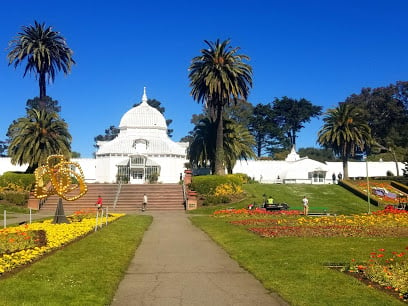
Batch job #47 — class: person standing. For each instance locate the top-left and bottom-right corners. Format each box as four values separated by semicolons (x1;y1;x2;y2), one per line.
142;193;148;212
96;195;103;211
332;173;336;184
302;196;309;216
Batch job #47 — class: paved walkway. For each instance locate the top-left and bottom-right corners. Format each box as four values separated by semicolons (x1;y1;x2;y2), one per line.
111;211;288;306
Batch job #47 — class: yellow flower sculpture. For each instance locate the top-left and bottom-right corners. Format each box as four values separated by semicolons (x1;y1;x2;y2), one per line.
34;155;87;201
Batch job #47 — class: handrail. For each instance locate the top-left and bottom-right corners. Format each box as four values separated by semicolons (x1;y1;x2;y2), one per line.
113;183;122;209
182;182;187;209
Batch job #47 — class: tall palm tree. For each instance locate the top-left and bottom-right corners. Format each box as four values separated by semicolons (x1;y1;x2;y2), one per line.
7;109;72;173
317;103;372;178
189;39;252;175
8;21;75;99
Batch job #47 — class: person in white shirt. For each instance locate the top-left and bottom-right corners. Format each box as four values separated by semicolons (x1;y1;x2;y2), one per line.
302;196;309;216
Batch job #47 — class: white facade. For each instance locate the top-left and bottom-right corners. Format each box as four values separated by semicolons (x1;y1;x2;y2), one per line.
233;158;405;184
94;88;189;184
0;89;405;184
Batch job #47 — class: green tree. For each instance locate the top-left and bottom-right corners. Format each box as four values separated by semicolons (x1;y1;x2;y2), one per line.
223;120;256;174
188;118;216;172
8;21;75;99
344;84;408;151
298;147;337;163
317;103;372;178
249;103;283;157
188;118;255;174
0;140;7;157
7;109;71;173
272;96;322;148
224;99;254;127
94;125;120;149
26;96;61;113
189;39;253;175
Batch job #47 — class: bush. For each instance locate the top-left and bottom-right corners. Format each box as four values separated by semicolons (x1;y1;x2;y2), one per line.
0;172;35;191
0;191;29;206
190;174;245;205
202;195;231;205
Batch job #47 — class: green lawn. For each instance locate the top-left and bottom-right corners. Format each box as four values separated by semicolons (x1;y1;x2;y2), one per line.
0;214;152;306
190;215;406;306
190;183;380;215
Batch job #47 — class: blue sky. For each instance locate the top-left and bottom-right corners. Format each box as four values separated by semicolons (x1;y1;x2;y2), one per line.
0;0;407;158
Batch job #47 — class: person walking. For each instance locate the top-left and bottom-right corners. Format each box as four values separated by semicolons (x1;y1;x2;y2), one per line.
142;193;148;212
302;196;309;216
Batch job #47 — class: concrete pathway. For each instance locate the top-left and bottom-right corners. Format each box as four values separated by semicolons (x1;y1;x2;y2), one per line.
111;211;288;306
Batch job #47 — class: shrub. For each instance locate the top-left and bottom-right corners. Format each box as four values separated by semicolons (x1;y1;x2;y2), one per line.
190;174;245;205
0;191;29;206
0;172;35;191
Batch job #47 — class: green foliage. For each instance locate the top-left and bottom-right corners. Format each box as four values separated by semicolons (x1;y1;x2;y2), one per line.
147;172;159;184
0;172;35;190
345;82;408;149
7;108;72;173
189;39;253;175
191;174;243;195
318;103;372;178
8;21;75;99
0;191;29;206
272;96;323;147
249;103;283;157
298;147;337;162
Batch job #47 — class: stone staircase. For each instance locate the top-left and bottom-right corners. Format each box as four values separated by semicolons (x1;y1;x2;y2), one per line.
38;183;185;213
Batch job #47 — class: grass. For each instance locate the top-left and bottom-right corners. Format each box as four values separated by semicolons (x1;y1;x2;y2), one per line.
190;183;380;215
190;215;407;306
0;214;152;306
0;202;30;214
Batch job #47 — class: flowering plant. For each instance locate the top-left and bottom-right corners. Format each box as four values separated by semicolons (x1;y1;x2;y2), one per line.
346;247;408;301
0;213;124;275
0;227;46;254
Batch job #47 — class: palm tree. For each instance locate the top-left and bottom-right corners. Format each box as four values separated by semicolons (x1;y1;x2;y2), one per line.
7;109;72;173
8;21;75;99
317;103;372;178
188;118;216;172
224;121;256;174
189;39;252;175
188;118;256;174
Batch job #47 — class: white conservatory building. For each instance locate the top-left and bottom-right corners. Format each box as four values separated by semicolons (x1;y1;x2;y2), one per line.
95;88;188;184
0;88;405;184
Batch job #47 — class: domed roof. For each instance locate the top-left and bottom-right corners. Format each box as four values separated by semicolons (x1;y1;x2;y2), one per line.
119;88;167;131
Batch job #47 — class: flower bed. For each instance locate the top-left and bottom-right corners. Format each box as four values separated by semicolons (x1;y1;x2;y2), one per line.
0;212;124;275
344;247;408;301
214;207;408;301
348;180;408;206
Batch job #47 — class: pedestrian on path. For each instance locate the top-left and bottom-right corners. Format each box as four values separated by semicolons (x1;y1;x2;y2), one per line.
142;193;148;211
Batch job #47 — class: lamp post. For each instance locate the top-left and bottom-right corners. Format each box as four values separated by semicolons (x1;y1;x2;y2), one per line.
366;158;371;213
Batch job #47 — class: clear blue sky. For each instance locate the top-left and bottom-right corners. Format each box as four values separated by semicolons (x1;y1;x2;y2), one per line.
0;0;407;157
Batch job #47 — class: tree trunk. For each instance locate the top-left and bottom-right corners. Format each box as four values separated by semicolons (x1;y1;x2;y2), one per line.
391;149;400;176
39;73;46;99
214;104;225;175
342;157;349;179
